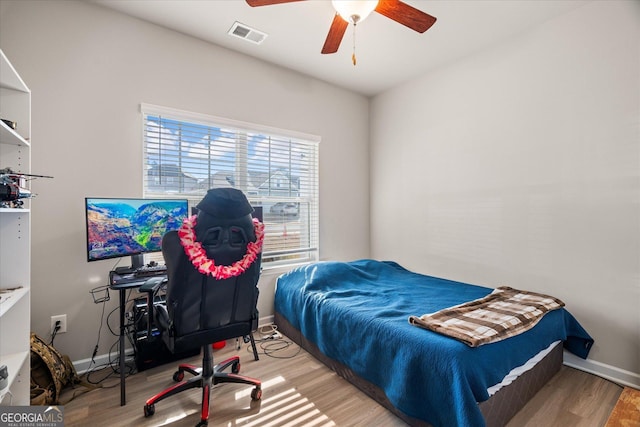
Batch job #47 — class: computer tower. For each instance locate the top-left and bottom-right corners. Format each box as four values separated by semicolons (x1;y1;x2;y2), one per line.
132;296;199;372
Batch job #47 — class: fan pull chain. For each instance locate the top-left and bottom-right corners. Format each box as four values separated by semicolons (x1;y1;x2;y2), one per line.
352;23;357;66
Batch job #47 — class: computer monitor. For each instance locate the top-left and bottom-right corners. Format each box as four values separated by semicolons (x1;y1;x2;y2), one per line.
85;197;189;271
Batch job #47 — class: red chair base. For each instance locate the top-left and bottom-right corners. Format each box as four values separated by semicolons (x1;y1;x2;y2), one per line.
143;345;261;426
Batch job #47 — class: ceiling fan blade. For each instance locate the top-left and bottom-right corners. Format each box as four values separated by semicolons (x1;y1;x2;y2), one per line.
245;0;304;6
375;0;437;33
321;14;348;54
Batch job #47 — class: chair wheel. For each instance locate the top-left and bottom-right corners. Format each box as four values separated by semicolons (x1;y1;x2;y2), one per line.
173;370;184;382
232;361;241;374
251;387;262;401
144;404;155;417
195;420;208;427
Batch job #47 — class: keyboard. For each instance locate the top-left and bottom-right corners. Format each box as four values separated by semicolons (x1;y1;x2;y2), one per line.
134;265;167;277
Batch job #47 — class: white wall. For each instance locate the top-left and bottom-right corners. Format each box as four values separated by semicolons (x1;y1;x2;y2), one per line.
370;1;639;382
0;0;370;362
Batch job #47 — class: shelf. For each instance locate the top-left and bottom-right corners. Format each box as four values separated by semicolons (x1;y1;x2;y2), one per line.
0;351;29;378
0;287;28;317
0;208;30;213
0;50;29;93
0;120;30;147
0;350;29;401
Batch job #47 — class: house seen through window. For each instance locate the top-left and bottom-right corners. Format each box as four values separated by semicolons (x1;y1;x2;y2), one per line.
142;104;319;268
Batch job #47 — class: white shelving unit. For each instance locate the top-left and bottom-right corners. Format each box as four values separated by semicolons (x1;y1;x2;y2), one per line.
0;49;31;406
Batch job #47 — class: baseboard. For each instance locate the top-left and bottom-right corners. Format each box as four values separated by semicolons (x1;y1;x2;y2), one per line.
73;315;276;375
260;314;274;327
564;351;640;389
73;349;134;375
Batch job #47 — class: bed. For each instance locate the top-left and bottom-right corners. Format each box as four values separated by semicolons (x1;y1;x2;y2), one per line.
274;259;593;427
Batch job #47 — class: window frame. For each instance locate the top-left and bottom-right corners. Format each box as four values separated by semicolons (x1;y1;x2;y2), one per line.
141;103;320;270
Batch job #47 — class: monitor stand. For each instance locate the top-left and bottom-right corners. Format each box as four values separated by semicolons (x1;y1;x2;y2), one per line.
130;254;144;270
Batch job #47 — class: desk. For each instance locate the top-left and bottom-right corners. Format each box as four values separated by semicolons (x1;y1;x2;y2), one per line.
109;271;166;406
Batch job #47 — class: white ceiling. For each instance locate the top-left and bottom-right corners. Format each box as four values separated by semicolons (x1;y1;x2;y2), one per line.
89;0;589;97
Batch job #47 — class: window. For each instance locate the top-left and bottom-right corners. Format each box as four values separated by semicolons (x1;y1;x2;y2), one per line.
141;104;319;268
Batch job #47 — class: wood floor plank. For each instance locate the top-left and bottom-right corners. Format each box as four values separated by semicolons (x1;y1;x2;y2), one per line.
505;364;622;427
62;334;623;427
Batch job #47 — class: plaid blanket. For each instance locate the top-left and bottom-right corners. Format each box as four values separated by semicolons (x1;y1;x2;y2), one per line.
408;286;565;347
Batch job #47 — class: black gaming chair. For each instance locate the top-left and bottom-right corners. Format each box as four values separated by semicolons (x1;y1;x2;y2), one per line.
141;188;263;427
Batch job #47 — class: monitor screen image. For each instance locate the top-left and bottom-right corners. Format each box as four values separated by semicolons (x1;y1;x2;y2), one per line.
85;197;189;264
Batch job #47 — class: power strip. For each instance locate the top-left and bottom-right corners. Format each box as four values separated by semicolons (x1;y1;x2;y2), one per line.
266;332;282;340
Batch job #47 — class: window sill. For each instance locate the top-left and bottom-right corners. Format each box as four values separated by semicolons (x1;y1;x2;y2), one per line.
261;261;312;277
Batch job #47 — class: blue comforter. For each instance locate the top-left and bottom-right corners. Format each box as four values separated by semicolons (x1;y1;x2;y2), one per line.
274;259;593;427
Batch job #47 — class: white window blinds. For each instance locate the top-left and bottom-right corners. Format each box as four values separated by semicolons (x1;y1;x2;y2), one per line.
141;104;319;268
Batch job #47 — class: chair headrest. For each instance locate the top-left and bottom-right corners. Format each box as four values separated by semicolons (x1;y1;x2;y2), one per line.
196;188;254;219
194;211;255;243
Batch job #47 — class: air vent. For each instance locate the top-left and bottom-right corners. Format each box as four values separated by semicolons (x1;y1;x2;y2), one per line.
228;22;267;45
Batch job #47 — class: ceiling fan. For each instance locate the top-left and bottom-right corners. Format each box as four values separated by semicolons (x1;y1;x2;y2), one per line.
245;0;437;63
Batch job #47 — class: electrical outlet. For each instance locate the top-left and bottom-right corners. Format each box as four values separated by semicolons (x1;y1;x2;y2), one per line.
51;314;67;334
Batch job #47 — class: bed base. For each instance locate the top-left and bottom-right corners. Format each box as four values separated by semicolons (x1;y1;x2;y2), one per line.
275;311;562;427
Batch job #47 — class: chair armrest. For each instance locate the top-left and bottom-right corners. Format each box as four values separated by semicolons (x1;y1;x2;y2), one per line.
139;276;167;294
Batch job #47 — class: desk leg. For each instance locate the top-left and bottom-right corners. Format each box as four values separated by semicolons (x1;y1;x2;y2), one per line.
119;288;126;406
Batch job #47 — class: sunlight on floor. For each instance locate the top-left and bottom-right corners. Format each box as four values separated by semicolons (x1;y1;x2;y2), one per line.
234;375;286;400
233;376;336;427
156;408;198;426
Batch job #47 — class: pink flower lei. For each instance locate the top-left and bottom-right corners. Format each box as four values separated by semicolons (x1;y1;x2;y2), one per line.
178;215;265;280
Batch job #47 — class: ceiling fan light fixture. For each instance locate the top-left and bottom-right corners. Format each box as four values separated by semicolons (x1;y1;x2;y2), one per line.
331;0;379;25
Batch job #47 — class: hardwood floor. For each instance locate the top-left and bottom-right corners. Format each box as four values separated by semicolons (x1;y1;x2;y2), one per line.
505;363;623;427
62;334;623;427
